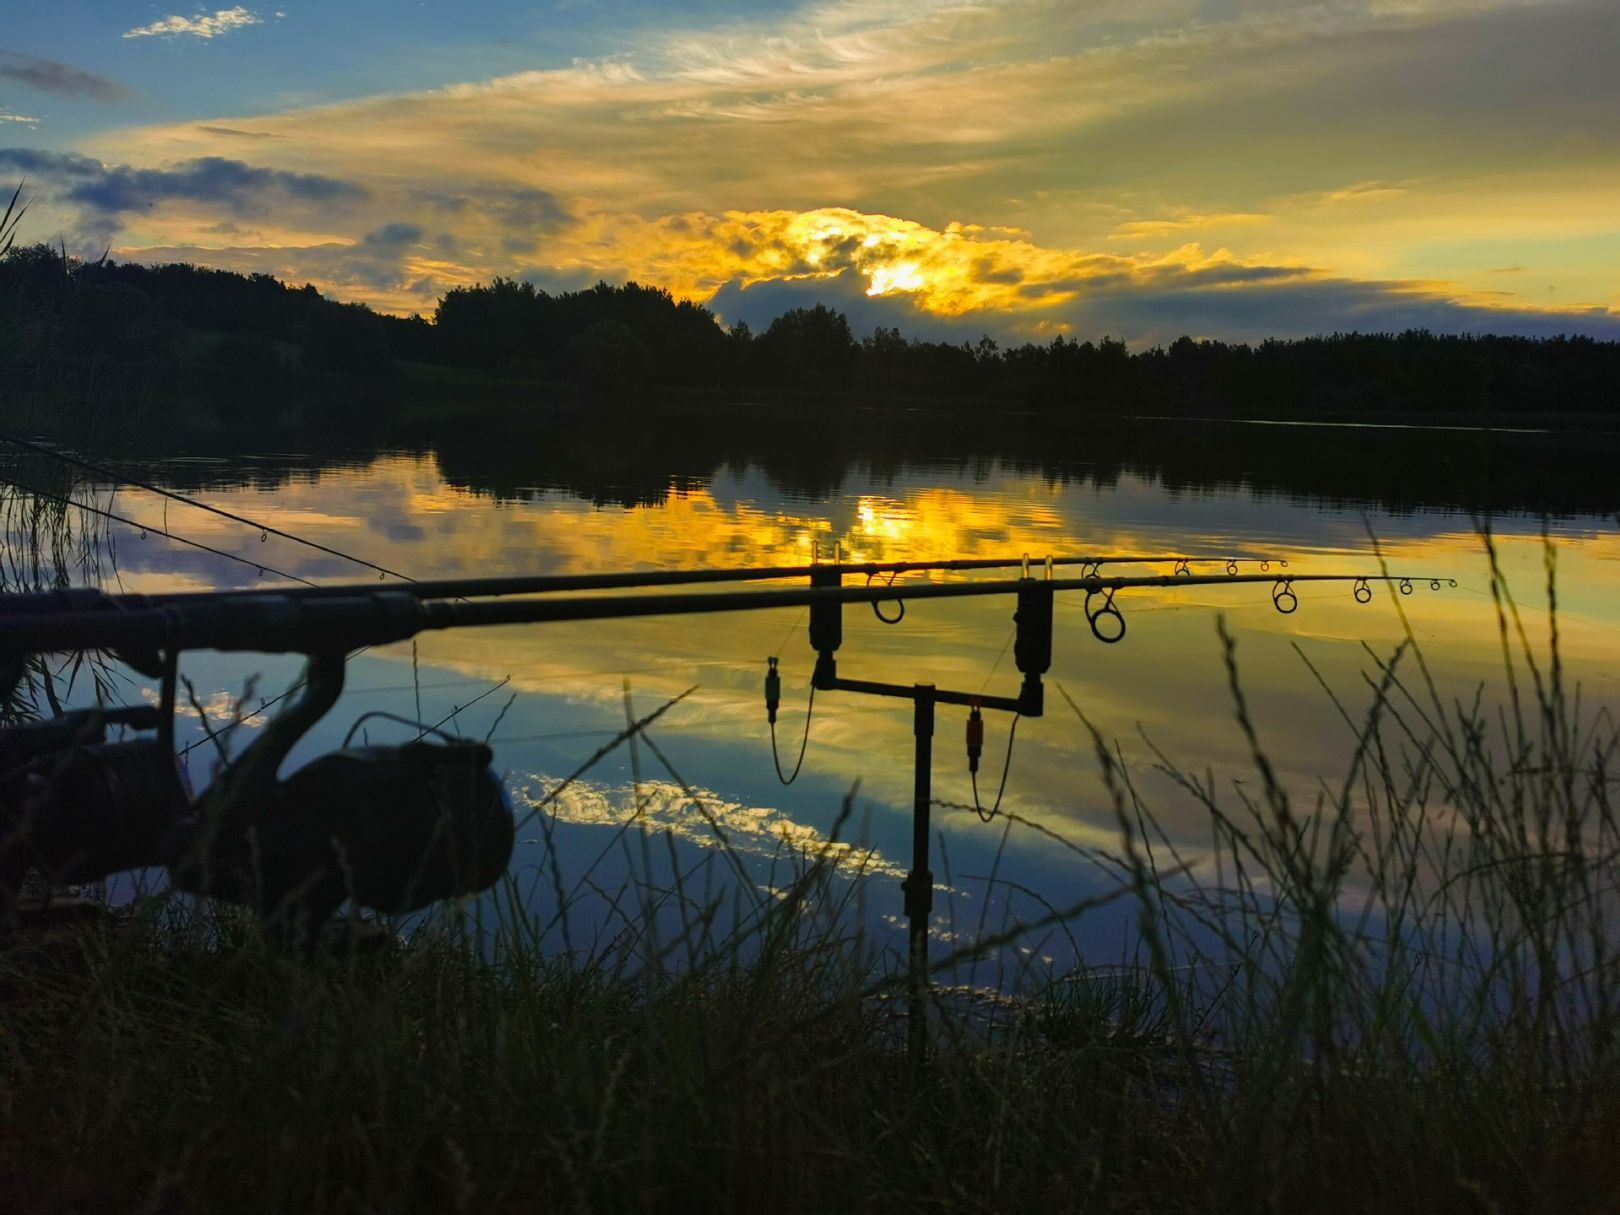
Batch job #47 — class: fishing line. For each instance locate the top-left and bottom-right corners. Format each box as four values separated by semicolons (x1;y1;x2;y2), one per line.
0;431;413;582
972;712;1020;822
335;678;494;696
770;679;815;785
485;728;623;745
0;474;317;587
774;606;808;656
420;675;512;740
979;625;1016;694
342;710;455;748
1450;582;1620;640
174;655;751;758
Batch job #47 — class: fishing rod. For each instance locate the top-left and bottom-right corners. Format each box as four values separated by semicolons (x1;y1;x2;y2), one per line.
0;569;1450;655
54;552;1292;605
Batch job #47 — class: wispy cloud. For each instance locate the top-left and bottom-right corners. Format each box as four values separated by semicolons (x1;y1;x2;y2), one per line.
1288;180;1420;208
0;50;130;100
0;111;41;127
195;124;285;140
1109;213;1271;240
123;6;262;40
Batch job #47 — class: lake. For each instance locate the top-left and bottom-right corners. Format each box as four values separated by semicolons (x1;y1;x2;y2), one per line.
7;406;1618;980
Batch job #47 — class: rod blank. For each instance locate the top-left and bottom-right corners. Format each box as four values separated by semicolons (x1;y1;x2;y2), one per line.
0;571;1452;656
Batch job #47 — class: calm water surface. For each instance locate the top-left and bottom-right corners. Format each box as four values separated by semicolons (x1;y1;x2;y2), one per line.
25;414;1620;972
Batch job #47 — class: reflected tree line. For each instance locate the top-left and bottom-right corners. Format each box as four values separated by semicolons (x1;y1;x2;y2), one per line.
60;407;1620;521
2;244;1618;423
427;409;1620;517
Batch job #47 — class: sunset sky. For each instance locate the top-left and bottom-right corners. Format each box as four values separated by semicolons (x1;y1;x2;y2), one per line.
3;0;1617;344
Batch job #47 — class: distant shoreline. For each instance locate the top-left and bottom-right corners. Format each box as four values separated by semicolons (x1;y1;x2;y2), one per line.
11;357;1620;444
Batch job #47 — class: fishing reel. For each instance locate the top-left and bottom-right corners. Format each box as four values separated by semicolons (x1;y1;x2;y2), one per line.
0;647;514;936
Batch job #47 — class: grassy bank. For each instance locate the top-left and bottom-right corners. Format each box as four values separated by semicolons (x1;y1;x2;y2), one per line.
2;517;1618;1212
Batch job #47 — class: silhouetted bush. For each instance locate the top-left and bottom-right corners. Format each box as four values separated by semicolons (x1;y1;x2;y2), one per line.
61;283;182;364
302;298;394;378
566;318;654;397
209;333;286;376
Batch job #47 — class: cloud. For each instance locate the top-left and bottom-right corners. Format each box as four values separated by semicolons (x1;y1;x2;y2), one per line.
416;184;571;229
703;228;1620;346
1064;273;1620;347
118;199;1620;349
195;124;284;140
1109;212;1271;240
708;268;981;341
124;7;262;40
0;111;40;127
1302;180;1419;207
0;148;366;218
0;50;130;100
36;0;1616;339
559;206;1321;324
88;0;1620;241
361;222;425;248
488;186;570;232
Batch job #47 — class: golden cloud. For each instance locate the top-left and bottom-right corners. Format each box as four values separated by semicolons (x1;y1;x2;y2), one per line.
552;206;1312;319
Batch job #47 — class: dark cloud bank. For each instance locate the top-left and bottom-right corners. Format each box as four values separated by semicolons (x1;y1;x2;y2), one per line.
0;50;130;101
0;148;365;216
710;267;1620;347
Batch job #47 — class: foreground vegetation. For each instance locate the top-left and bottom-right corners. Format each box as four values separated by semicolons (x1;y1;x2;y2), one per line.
2;532;1617;1213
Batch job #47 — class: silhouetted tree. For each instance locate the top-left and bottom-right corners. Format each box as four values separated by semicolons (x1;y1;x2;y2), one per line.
432;277;543;369
754;304;858;391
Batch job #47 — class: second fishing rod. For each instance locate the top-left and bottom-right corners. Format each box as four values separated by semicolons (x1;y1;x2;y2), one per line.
2;567;1454;656
78;551;1293;605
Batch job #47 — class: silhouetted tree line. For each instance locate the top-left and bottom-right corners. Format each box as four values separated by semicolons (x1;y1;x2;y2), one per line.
0;244;388;381
425;280;1620;413
4;243;1617;414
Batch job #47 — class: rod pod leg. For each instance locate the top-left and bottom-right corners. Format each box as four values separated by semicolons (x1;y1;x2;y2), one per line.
903;684;935;1074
